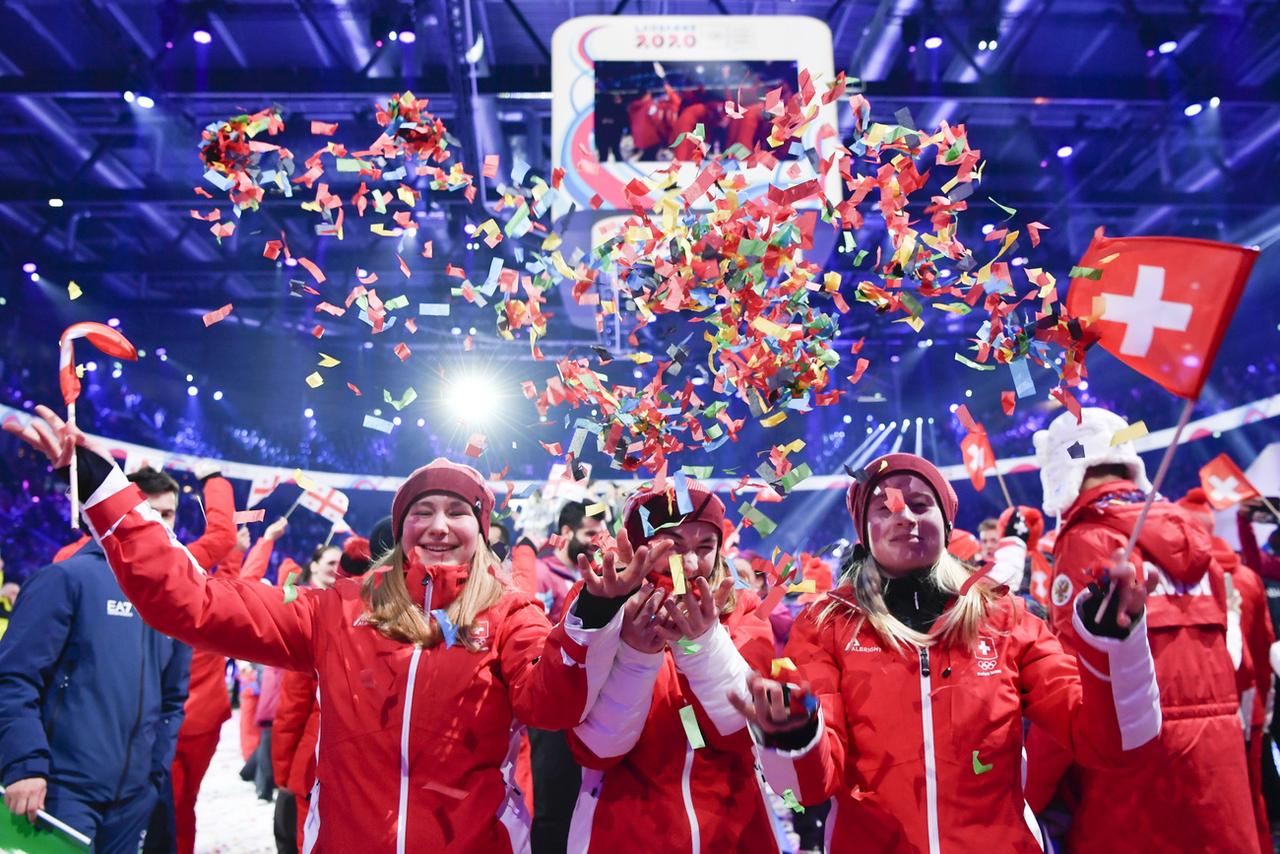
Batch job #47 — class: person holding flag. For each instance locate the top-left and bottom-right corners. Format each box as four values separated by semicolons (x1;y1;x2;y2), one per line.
1026;407;1256;851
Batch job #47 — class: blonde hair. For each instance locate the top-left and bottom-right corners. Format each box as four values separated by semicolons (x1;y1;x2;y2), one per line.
710;553;738;615
360;543;506;651
818;550;1000;653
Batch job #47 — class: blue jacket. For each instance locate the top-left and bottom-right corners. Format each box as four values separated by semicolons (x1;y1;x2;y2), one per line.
0;541;190;801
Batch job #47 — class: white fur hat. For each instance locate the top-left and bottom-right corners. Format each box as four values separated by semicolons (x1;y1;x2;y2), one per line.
1033;407;1152;519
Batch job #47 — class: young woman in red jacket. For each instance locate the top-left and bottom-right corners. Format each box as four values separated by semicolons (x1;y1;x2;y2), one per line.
565;478;780;853
5;407;645;854
732;452;1162;854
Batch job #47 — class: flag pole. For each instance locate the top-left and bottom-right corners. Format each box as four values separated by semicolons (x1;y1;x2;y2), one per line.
1116;399;1196;570
282;494;305;520
67;400;79;530
993;465;1015;509
323;524;337;548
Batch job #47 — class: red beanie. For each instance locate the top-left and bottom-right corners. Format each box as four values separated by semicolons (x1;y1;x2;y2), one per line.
997;505;1045;551
847;453;958;545
1177;487;1216;522
339;536;372;577
623;478;726;548
392;458;495;543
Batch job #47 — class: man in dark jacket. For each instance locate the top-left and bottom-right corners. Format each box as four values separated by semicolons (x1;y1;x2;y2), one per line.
0;465;203;853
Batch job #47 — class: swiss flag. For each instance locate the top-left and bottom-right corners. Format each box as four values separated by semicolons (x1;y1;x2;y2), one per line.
1066;228;1258;399
960;431;996;492
1198;453;1259;510
59;322;137;405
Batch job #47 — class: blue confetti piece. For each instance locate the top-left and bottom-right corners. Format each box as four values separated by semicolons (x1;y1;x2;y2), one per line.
512;157;531;184
803;692;819;715
431;609;458;648
639;505;655;537
674;471;694;515
1009;359;1036;399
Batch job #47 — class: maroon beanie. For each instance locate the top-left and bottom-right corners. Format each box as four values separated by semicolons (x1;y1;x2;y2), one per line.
392;458;495;543
623;478;726;548
847;453;958;545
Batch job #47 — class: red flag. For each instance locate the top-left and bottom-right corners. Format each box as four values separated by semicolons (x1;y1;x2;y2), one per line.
960;430;996;492
1198;453;1259;510
59;322;138;405
1066;229;1258;400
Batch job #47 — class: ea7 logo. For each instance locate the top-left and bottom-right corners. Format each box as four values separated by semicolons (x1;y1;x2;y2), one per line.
106;600;134;618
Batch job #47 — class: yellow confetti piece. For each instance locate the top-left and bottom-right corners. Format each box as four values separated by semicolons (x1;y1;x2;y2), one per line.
67;280;82;300
669;554;687;596
317;353;341;368
760;410;789;428
629;352;653;364
1097;251;1121;265
751;316;790;339
1110;421;1148;447
771;657;797;678
584;502;607;517
787;579;816;594
305;371;324;388
292;469;320;493
782;439;806;455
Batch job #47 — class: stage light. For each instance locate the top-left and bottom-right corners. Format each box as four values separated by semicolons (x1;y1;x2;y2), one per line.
193;29;212;44
388;30;397;41
1078;381;1089;391
924;36;943;50
304;407;314;418
949;403;959;413
85;361;97;372
464;33;485;63
21;262;35;273
362;341;373;350
108;317;121;328
1183;102;1203;117
978;40;987;50
392;416;402;426
212;390;223;400
692;376;706;386
1209;96;1221;108
633;368;644;380
939;268;952;278
443;374;502;424
417;418;426;428
468;326;477;335
964;389;973;398
1011;256;1028;266
285;256;298;267
927;417;935;425
186;373;194;382
987;39;998;50
29;273;39;283
136;95;156;109
1056;145;1073;158
843;414;852;424
1158;39;1178;54
451;327;462;336
981;223;994;234
187;385;198;396
398;30;416;44
123;90;135;103
48;198;63;208
112;368;122;379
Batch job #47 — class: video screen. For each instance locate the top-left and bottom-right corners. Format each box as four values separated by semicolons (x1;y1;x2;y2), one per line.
593;60;799;163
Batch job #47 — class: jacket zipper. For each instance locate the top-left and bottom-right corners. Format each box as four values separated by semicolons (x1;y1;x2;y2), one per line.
113;629;148;801
679;743;700;853
396;574;431;854
919;646;940;854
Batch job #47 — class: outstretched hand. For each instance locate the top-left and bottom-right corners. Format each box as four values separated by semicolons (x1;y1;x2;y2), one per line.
663;573;733;641
579;528;673;600
2;404;109;469
1080;548;1149;635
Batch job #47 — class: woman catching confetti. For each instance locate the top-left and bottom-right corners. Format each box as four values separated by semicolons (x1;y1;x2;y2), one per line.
565;477;781;853
4;406;644;854
731;452;1162;853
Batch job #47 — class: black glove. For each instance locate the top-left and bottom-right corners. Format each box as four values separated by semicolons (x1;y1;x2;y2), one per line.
1076;576;1141;640
55;446;115;503
1002;509;1030;543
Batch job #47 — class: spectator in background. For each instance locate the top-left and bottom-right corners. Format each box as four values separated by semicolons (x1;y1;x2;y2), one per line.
978;517;1001;562
0;463;193;852
536;500;607;624
0;547;14;642
1238;498;1280;582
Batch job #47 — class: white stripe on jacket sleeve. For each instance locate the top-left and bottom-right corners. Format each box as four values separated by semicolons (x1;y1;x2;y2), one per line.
573;641;664;759
562;603;627;716
671;622;754;736
1073;607;1162;750
752;710;825;803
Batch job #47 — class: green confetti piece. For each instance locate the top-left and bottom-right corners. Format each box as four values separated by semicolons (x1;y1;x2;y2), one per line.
383;386;418;411
676;639;702;655
852;249;868;267
680;465;713;478
679;705;705;749
972;750;993;775
987;196;1017;218
779;463;813;494
942;138;965;163
782;788;805;813
954;353;996;371
383;294;409;311
282;571;300;604
1068;265;1103;280
738;502;778;537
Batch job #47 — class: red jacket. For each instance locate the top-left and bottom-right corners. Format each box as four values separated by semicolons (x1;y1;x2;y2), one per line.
273;668;320;798
81;465;624;854
757;577;1158;854
1026;480;1256;853
567;586;778;853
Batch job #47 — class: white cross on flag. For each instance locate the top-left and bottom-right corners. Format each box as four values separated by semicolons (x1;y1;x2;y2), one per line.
960;430;996;492
299;484;350;523
1067;228;1258;400
1198;453;1259;510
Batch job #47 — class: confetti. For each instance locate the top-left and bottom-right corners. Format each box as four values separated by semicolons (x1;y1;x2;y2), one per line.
305;372;324;388
233;509;266;524
1110;421;1148;446
202;303;233;327
670;554;687;596
676;639;702;655
67;281;82;301
362;414;393;433
464;433;486;458
394;342;411;362
282;571;300;604
431;609;459;647
679;705;705;749
883;487;906;514
771;658;796;677
781;789;805;813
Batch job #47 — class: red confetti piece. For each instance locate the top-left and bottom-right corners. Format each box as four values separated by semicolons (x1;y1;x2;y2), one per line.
310;120;338;136
482;154;499;179
1001;391;1016;416
296;256;326;284
421;241;433;258
347;382;362;396
848;357;870;385
394;342;411;362
397;253;411;278
233;509;265;524
464;433;486;458
883;487;906;514
202;303;233;327
954;404;982;435
539;440;563;455
311;324;325;339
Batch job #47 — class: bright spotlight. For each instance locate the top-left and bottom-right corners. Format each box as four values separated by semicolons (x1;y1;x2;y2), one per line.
1183;102;1203;117
136;94;156;109
212;390;223;401
1157;39;1178;55
48;198;63;208
193;29;212;44
187;385;198;397
443;375;502;424
398;30;416;44
1056;145;1073;158
304;407;314;418
1209;96;1221;108
923;36;943;49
